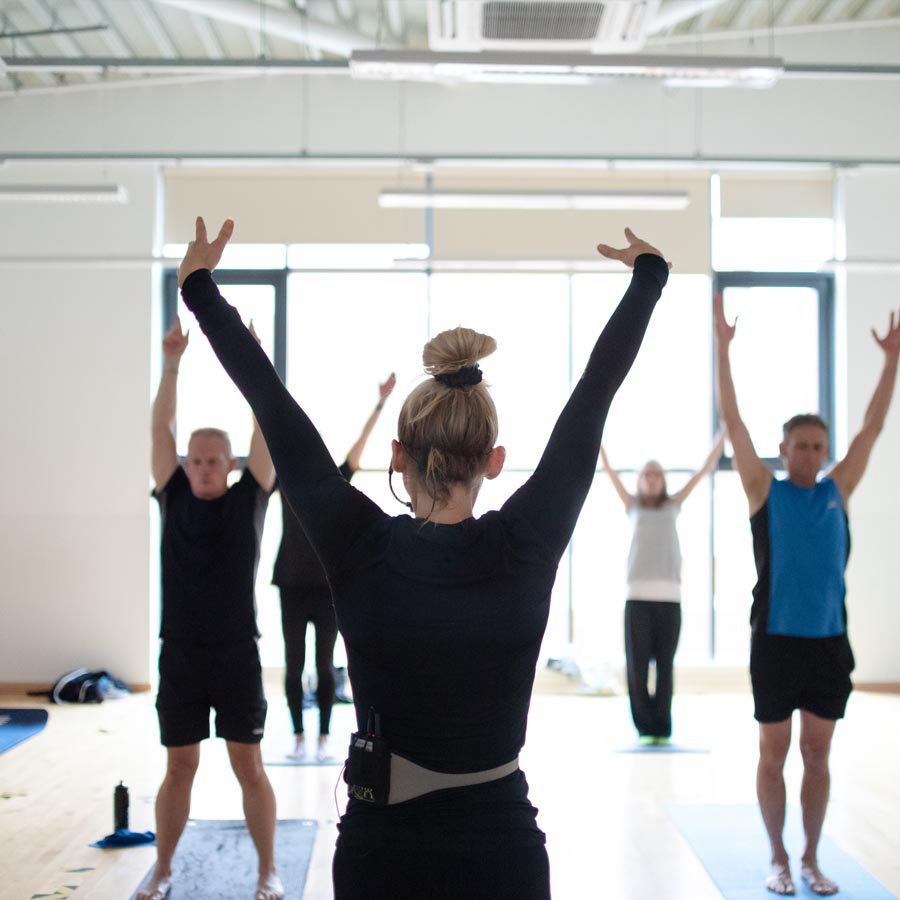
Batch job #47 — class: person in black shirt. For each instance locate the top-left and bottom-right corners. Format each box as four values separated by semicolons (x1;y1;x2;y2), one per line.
274;373;395;762
145;316;283;900
178;217;670;900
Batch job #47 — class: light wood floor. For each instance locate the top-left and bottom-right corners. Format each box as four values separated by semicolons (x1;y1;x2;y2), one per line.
2;685;899;900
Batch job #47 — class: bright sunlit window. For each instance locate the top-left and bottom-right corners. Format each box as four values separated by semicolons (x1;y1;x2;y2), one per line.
160;228;835;669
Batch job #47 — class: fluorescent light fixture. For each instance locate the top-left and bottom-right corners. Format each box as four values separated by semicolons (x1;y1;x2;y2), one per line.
287;243;431;269
379;189;690;211
350;50;784;88
821;258;900;273
0;184;128;203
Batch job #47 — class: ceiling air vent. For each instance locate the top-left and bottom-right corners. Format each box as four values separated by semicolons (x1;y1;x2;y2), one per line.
482;2;603;42
428;0;661;53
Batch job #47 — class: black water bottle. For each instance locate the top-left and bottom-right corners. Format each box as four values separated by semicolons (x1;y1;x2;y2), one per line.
114;781;129;831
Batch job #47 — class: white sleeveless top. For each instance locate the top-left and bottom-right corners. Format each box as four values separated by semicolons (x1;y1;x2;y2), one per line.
626;501;682;602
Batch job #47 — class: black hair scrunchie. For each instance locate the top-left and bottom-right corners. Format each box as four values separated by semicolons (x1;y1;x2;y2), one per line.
435;365;483;388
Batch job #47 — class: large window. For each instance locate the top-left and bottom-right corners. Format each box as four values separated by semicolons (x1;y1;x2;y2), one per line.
160;245;835;670
711;271;835;660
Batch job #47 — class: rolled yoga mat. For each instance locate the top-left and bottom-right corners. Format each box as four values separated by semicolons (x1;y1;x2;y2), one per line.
131;819;317;900
667;803;896;900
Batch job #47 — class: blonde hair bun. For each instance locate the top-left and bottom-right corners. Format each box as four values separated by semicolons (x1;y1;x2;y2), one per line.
423;327;497;378
397;327;500;509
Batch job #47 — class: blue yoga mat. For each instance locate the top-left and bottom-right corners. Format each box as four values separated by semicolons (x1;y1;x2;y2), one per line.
264;755;343;767
668;804;896;900
616;743;709;754
0;708;48;755
131;819;317;900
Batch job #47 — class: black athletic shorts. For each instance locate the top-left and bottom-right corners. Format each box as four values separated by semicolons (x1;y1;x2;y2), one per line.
156;639;267;747
750;632;855;723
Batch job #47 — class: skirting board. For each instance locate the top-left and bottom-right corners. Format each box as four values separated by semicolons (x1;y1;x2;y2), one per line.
0;682;152;695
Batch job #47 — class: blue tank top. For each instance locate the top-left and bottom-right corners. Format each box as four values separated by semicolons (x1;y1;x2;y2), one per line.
762;477;848;638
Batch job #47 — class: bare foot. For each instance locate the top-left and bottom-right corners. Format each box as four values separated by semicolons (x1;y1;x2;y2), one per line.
136;867;172;900
255;871;285;900
316;734;334;762
801;862;839;896
286;734;306;760
765;862;795;895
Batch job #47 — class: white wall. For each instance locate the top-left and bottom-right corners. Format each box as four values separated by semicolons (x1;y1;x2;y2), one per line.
0;164;158;685
1;25;900;684
841;171;900;684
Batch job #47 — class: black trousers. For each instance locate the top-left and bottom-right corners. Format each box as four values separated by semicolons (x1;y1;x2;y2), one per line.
333;841;551;900
624;599;682;738
279;586;338;735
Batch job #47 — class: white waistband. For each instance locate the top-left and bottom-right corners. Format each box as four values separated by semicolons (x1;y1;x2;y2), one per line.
388;754;520;805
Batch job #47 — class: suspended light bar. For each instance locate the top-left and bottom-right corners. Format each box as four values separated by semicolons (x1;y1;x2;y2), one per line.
378;189;690;211
0;184;128;203
351;50;784;88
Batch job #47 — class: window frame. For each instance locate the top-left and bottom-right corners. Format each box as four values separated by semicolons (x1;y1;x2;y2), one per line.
712;270;836;470
162;268;288;461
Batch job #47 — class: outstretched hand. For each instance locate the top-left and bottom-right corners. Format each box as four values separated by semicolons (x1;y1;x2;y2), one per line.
178;216;235;287
162;316;189;362
713;291;737;349
379;372;397;404
596;227;671;270
871;309;900;359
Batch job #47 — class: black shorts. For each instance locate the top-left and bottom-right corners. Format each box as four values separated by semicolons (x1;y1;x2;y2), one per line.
750;632;855;724
156;639;267;747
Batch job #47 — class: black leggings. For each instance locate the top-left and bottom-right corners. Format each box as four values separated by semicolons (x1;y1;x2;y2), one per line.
624;599;682;738
333;841;550;900
279;587;337;735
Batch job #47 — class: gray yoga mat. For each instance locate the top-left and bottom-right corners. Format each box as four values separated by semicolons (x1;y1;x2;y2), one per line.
667;804;896;900
131;819;317;900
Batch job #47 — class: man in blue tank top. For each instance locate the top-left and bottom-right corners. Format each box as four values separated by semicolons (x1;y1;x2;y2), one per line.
714;294;900;897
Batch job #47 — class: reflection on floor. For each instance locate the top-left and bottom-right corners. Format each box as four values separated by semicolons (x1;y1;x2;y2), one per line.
2;686;898;900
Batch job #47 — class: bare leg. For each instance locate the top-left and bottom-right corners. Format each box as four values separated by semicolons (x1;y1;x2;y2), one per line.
798;711;839;896
137;744;201;900
758;719;795;895
227;741;284;900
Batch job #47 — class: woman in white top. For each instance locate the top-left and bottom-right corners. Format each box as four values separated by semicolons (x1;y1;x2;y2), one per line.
600;434;724;743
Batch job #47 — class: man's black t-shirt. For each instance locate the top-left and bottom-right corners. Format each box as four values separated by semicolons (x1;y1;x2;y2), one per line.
272;460;354;590
154;466;270;644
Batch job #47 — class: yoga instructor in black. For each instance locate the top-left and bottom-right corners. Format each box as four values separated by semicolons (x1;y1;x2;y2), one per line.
178;218;670;900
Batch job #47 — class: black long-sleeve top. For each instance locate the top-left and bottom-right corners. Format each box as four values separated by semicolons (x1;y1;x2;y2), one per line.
181;254;669;774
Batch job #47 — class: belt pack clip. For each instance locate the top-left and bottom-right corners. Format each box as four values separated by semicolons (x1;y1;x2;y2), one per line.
344;706;391;806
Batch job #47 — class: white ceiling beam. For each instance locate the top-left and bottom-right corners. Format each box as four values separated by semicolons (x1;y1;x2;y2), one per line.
857;0;900;17
1;8;62;86
724;0;772;31
384;0;407;42
647;0;732;35
73;0;133;57
94;0;139;54
815;0;870;21
647;13;900;43
776;0;814;27
20;0;87;56
150;0;378;56
188;11;227;58
140;0;181;57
